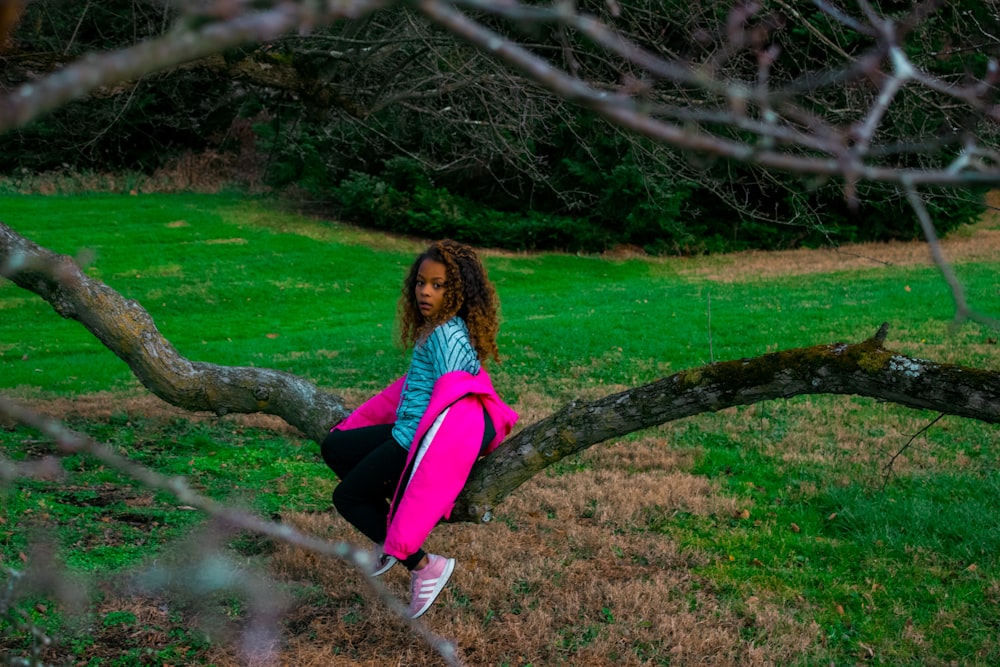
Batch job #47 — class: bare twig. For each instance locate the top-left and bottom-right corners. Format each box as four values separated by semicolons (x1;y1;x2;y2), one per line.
902;181;1000;329
881;412;946;490
0;395;465;667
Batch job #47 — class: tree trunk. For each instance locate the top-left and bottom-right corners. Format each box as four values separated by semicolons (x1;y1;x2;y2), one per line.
3;222;998;522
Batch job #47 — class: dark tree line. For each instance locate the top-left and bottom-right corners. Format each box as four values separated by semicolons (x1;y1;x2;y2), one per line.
2;0;995;254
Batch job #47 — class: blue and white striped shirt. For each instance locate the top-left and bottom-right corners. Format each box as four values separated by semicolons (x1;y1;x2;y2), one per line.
392;317;481;450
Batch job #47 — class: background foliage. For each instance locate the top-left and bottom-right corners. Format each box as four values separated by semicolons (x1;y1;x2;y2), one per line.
0;0;994;253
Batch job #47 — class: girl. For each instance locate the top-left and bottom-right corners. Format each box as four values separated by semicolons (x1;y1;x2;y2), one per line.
321;239;518;619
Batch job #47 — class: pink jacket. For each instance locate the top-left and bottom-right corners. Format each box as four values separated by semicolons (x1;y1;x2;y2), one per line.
333;370;518;559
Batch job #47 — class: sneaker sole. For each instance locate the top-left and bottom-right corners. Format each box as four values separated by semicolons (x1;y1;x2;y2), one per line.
372;555;397;577
410;558;455;619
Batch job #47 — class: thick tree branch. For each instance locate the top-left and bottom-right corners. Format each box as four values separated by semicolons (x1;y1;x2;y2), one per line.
0;221;348;443
450;324;1000;522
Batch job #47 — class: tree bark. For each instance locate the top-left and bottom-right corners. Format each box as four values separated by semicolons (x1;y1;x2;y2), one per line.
3;222;999;522
451;323;1000;521
0;222;347;444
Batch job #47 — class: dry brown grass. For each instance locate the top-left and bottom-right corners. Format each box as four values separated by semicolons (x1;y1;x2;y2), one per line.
187;434;817;666
587;192;1000;287
681;227;1000;283
677;201;1000;283
0;391;305;437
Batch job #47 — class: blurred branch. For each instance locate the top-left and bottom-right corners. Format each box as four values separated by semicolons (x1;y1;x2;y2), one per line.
902;182;1000;329
0;0;388;132
0;395;465;667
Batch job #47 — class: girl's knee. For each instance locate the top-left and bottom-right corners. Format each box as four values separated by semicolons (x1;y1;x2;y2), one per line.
330;482;347;513
321;430;348;473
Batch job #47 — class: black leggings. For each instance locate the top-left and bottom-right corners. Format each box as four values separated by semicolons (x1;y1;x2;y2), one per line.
321;424;427;569
321;409;495;571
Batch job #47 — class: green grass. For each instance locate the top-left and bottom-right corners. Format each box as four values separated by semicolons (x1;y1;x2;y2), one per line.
2;414;329;573
682;434;1000;662
4;193;996;396
2;192;999;665
1;193;413;393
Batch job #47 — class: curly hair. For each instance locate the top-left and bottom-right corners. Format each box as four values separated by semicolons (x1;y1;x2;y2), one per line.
397;239;500;364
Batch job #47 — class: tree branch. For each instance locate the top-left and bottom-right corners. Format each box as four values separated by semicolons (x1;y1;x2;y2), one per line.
7;221;997;527
0;0;388;132
902;182;1000;329
0;221;348;443
450;323;1000;521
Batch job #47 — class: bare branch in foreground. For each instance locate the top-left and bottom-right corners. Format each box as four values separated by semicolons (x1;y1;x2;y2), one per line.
0;0;389;132
902;182;1000;329
0;395;465;667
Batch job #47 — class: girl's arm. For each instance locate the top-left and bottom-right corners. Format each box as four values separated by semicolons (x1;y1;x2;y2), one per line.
331;376;406;431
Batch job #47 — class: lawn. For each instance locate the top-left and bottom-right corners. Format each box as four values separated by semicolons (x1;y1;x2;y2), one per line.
1;193;999;666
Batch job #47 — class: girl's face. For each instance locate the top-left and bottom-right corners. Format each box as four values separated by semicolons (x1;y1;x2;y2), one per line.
415;258;448;320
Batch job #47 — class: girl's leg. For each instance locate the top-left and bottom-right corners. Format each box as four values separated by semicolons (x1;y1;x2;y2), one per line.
331;438;404;544
320;424;394;479
329;435;413;548
322;425;400;544
400;548;428;571
323;426;430;568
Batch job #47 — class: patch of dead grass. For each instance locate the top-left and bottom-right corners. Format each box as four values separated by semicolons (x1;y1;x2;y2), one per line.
680;225;1000;283
249;502;810;667
199;429;817;666
675;199;1000;283
0;391;304;437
